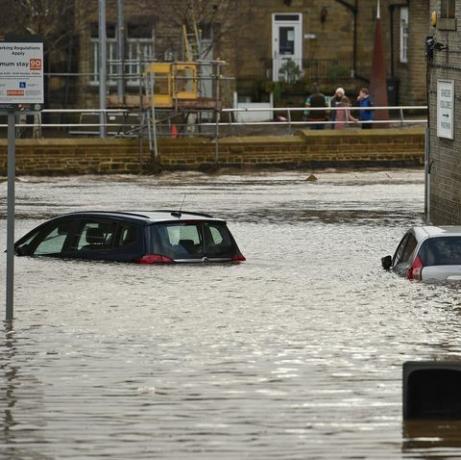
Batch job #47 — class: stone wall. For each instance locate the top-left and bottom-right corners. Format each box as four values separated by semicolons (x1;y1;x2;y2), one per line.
428;0;461;224
73;0;428;107
392;1;429;106
0;129;424;176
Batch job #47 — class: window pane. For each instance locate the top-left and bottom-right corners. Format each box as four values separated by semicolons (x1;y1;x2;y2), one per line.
419;237;461;266
152;222;237;260
279;27;295;55
204;223;236;257
401;234;417;263
34;222;72;255
117;223;138;248
77;222;117;251
155;223;202;258
400;7;409;63
441;0;456;18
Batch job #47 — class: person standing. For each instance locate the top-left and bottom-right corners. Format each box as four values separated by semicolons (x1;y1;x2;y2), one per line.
329;87;345;129
304;84;328;130
357;88;374;129
334;96;358;130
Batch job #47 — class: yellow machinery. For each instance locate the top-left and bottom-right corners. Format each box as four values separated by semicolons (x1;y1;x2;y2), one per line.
146;62;198;108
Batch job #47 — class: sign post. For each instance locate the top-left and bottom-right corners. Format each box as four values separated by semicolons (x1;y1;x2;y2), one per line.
0;38;44;322
6;110;15;321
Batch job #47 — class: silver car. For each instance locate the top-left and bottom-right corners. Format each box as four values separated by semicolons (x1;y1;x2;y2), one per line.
382;226;461;282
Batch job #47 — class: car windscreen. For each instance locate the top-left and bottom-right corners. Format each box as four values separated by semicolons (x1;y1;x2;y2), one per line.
418;237;461;266
151;221;237;260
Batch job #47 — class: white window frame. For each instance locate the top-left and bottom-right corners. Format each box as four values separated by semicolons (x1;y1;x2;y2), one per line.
90;37;154;87
400;7;409;64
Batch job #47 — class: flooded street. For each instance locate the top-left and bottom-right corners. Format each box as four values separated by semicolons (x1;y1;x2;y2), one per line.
2;169;461;459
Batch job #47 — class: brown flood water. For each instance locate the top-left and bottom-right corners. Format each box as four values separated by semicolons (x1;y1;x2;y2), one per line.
1;170;461;459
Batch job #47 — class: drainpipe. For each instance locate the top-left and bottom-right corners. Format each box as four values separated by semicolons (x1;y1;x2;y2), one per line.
334;0;368;82
116;0;125;105
389;4;396;79
352;0;357;78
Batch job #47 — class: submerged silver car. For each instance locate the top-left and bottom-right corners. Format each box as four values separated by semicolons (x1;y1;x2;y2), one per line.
382;226;461;282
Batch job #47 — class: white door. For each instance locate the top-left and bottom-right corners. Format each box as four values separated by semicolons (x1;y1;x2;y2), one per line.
272;13;303;82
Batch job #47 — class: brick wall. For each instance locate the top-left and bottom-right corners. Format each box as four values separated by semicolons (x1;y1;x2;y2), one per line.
428;0;461;224
0;129;424;176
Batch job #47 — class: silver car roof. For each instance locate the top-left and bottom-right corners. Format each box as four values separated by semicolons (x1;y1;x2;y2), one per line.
413;226;461;243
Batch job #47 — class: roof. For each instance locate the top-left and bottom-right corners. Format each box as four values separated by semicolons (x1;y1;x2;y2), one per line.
57;210;224;224
413;226;461;241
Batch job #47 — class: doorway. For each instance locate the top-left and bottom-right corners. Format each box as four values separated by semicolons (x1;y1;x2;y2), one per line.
272;13;303;82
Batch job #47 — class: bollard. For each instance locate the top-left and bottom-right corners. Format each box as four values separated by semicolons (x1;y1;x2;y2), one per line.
403;361;461;420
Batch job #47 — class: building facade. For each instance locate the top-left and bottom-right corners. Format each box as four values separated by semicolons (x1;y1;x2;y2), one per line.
69;0;430;108
428;0;461;224
0;0;429;108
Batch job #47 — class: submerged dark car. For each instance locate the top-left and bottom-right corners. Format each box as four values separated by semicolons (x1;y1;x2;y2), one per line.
14;211;246;264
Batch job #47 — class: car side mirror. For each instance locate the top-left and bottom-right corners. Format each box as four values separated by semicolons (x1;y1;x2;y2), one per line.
381;255;392;270
15;244;30;256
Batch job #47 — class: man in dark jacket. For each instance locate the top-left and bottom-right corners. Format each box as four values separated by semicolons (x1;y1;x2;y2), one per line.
304;84;328;130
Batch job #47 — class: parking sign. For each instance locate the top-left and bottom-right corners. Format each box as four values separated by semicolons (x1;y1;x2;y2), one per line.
0;41;44;105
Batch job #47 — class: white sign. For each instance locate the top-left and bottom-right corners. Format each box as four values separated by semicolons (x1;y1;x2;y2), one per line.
437;79;454;140
0;42;44;105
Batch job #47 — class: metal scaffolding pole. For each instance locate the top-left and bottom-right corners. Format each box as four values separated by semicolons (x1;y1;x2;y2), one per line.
99;0;107;137
116;0;125;104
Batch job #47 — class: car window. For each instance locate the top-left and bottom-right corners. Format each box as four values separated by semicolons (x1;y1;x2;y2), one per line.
419;237;461;266
203;222;236;257
117;223;138;248
151;221;237;260
33;221;74;256
394;232;417;266
76;221;117;251
401;234;417;264
35;228;67;255
166;224;201;246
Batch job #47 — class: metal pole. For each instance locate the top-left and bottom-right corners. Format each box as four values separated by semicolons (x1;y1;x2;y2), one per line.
214;63;220;164
149;71;159;159
6;110;16;322
116;0;125;104
99;0;107;137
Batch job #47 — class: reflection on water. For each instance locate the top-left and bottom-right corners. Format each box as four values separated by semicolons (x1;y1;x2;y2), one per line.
403;420;461;451
1;170;461;458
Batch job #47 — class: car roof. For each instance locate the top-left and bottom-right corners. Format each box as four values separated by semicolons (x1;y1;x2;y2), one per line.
413;226;461;242
56;210;225;224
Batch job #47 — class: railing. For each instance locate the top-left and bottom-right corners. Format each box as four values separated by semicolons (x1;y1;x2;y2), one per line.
265;58;342;81
0;105;428;138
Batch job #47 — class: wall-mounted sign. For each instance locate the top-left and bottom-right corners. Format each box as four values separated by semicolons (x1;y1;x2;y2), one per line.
0;42;44;105
437;79;454;140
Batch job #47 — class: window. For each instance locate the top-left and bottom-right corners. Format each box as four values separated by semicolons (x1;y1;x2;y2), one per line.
279;27;295;55
400;7;409;64
419;237;461;266
34;226;68;256
204;222;235;257
394;232;417;267
117;223;138;248
23;220;73;256
90;22;154;87
76;221;117;251
441;0;456;18
151;222;237;260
